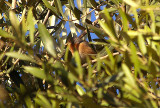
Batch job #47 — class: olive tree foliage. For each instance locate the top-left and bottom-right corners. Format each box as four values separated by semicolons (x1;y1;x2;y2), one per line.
0;0;160;107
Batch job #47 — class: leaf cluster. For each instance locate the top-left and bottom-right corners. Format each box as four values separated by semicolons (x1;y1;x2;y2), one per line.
0;0;160;107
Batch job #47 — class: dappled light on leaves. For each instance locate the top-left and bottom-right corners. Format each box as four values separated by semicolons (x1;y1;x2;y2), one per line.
0;0;160;107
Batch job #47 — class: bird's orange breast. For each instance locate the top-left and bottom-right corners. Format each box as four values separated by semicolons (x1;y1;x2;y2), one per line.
67;37;96;64
78;41;96;64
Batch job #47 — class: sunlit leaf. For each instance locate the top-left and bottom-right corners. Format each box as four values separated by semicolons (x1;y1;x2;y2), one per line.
27;7;35;44
76;84;85;96
87;24;106;38
0;29;15;39
42;0;59;16
122;64;136;87
9;11;21;39
98;20;117;42
56;0;66;19
35;94;52;108
130;42;140;75
123;0;139;7
119;8;128;32
9;11;19;30
138;34;147;55
68;0;75;9
24;66;46;80
74;51;83;79
6;52;36;63
38;23;57;57
105;46;115;66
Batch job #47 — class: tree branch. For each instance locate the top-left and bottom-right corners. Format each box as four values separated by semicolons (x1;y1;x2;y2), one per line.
82;52;120;67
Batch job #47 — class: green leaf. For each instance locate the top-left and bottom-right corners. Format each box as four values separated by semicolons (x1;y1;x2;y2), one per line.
123;0;139;7
122;64;136;87
23;66;46;80
87;24;106;39
9;10;21;38
56;0;66;19
96;54;101;72
107;7;117;13
24;96;32;108
27;7;35;44
74;51;83;79
35;94;52;108
103;8;111;22
99;8;118;42
38;23;57;57
119;8;128;32
138;34;147;55
84;0;87;10
127;30;139;39
6;52;36;63
105;46;115;66
86;57;93;85
98;20;117;42
20;84;26;94
0;29;15;39
130;42;140;75
42;0;59;16
9;10;20;32
76;84;85;96
68;0;75;9
132;8;139;27
0;52;5;61
21;8;27;44
97;88;103;99
149;11;155;33
147;46;160;63
64;45;70;62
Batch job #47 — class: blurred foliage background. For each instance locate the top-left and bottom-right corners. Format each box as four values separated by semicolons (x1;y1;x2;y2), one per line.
0;0;160;107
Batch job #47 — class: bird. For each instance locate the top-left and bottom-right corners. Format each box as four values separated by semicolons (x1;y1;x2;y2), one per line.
66;37;96;64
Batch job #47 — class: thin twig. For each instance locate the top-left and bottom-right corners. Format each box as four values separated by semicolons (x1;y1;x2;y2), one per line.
79;17;100;39
65;2;104;22
82;52;120;67
35;1;54;38
136;78;160;100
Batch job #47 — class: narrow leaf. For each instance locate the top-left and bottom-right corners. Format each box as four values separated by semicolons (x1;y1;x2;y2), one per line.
0;29;15;39
138;34;147;55
9;10;21;39
76;84;85;96
119;8;128;32
56;0;66;19
42;0;59;16
122;64;136;86
24;66;46;80
6;52;36;63
98;20;117;42
38;23;57;57
123;0;139;7
74;51;83;79
9;11;20;31
27;7;35;44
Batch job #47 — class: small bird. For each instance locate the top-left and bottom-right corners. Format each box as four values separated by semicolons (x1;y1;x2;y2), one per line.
67;37;96;64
